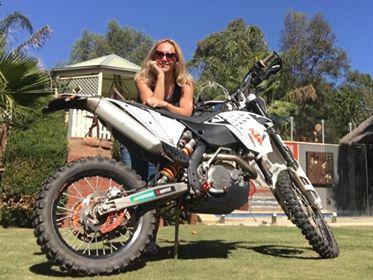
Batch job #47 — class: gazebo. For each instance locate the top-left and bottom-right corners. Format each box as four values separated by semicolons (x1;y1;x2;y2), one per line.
52;54;141;139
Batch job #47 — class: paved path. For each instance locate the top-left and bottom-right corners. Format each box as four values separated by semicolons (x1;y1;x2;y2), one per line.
68;137;112;161
198;211;373;227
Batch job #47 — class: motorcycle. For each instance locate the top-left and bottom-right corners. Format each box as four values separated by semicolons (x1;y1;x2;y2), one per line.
33;52;339;275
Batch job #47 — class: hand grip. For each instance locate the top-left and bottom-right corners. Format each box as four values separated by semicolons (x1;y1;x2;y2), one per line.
260;52;277;67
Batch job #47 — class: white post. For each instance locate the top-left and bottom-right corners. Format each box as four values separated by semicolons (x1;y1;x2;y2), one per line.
97;72;103;96
219;214;225;224
331;212;337;223
348;122;353;133
321;119;325;143
271;213;277;224
290;116;294;141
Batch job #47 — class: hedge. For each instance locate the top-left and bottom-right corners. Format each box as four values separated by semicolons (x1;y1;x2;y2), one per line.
0;109;68;227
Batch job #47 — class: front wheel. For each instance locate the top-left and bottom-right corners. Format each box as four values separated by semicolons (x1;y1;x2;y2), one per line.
274;170;339;258
33;157;156;275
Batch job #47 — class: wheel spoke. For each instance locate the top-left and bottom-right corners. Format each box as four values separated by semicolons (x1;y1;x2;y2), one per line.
71;183;84;198
53;173;145;259
84;177;96;193
62;192;82;200
94;237;98;256
95;176;99;192
123;224;134;236
83;235;95;255
57;205;74;212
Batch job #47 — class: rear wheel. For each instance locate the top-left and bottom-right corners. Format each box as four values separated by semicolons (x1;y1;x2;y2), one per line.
274;170;339;258
33;157;156;275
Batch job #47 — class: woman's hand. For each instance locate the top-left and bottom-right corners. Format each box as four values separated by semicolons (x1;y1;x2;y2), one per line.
144;96;167;109
149;61;164;78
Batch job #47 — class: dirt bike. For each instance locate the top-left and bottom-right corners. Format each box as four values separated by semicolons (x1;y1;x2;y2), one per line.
33;52;339;275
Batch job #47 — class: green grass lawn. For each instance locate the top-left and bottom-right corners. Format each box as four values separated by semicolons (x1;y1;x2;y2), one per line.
0;225;372;280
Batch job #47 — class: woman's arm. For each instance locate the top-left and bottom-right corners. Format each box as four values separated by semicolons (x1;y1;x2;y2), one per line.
144;83;194;117
163;84;194;116
136;62;165;102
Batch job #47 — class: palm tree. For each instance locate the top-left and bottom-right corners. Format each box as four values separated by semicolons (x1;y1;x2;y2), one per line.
0;11;52;164
0;11;52;54
0;52;51;120
0;11;52;119
0;51;52;166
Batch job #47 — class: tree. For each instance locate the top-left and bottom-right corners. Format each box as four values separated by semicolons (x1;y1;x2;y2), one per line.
279;12;350;142
0;11;52;54
0;52;51;122
0;9;52;120
68;30;111;63
0;52;52;171
327;71;373;139
69;20;153;65
280;12;349;87
0;9;52;125
188;19;269;100
343;71;373;112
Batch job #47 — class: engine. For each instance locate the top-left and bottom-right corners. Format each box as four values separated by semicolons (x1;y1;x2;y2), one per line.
176;129;254;197
197;161;245;194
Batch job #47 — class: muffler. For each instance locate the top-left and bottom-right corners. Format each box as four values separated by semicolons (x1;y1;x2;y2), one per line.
85;97;164;155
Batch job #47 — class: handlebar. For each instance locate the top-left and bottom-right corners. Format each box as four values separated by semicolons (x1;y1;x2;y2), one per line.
197;51;282;112
259;52;278;68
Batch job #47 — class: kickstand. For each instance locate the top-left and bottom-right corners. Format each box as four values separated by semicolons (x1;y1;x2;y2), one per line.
174;198;182;259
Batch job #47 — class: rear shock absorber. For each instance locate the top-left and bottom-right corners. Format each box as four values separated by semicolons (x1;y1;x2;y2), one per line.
157;139;196;184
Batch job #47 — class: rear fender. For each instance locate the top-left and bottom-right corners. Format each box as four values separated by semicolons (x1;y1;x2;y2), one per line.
42;95;88;113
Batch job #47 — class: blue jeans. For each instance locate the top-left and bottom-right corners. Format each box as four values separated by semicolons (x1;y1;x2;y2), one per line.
120;145;155;181
120;144;160;244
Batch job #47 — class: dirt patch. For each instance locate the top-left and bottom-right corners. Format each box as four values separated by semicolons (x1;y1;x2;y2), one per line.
68;137;113;162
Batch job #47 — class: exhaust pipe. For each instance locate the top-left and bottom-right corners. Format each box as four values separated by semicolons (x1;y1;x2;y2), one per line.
86;97;164;155
202;153;258;179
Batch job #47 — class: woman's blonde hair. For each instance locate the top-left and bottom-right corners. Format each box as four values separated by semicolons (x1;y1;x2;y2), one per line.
135;38;193;88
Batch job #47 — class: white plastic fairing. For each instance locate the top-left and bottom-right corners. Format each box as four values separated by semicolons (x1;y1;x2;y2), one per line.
207;111;273;156
93;99;163;154
110;99;185;147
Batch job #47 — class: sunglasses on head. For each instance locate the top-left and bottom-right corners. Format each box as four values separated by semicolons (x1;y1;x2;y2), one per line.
153;50;178;61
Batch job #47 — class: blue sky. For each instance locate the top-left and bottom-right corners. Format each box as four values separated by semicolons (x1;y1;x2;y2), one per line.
2;0;373;76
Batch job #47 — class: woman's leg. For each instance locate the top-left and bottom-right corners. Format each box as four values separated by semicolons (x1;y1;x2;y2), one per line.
130;155;161;255
130;153;149;181
120;144;132;168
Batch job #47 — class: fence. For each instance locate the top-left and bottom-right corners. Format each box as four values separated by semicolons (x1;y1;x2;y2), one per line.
67;109;111;139
335;144;373;216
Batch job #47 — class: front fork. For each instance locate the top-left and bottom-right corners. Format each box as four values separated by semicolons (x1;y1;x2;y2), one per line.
262;127;322;209
288;165;322;209
248;99;322;210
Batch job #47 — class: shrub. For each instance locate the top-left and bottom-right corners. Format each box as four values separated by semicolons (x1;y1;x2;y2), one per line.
0;109;68;227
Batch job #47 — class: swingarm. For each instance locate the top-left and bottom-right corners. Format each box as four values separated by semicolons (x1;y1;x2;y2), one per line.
97;182;188;215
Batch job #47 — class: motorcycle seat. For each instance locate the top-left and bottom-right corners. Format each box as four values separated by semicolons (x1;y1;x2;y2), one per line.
116;99;221;124
153;108;220;124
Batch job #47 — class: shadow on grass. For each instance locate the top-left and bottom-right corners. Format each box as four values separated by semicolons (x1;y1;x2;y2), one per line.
29;241;318;276
147;239;319;261
29;256;146;277
251;245;320;259
29;262;70;277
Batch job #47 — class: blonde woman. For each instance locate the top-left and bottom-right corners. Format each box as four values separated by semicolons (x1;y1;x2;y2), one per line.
135;38;194;116
122;39;194;255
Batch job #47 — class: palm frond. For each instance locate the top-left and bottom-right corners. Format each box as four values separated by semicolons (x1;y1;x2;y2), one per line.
287;84;317;103
0;52;51;122
0;12;33;35
15;25;52;53
267;100;298;119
